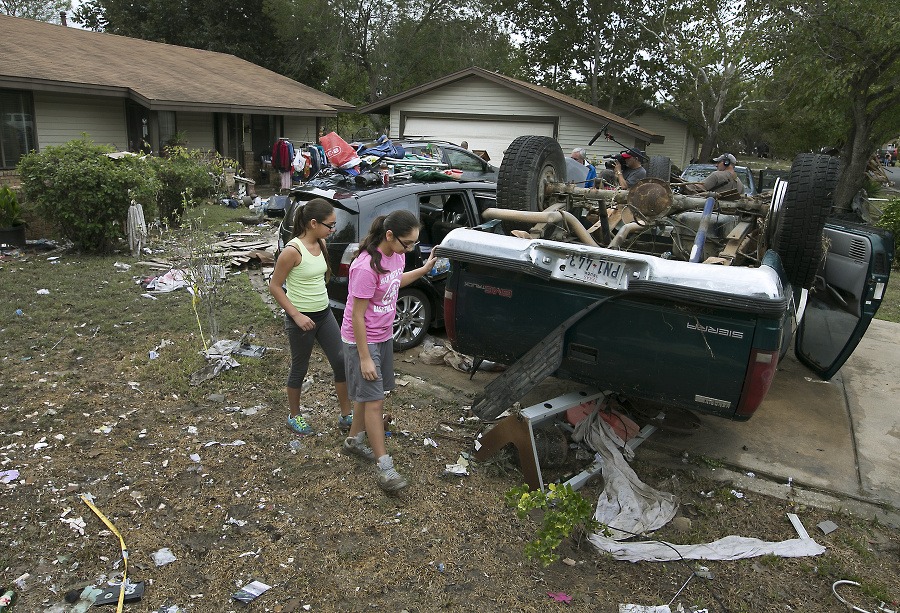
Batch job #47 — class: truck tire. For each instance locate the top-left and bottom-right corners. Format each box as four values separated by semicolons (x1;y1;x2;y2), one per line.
393;288;432;351
646;155;672;181
771;153;840;289
497;135;566;216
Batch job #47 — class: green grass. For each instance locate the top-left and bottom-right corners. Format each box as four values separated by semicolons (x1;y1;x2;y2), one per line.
0;203;282;406
876;274;900;323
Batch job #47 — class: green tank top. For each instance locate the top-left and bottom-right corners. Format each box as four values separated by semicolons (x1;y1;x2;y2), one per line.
285;237;328;312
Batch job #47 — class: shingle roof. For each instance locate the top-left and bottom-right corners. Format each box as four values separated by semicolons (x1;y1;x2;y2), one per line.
358;66;662;143
0;14;353;115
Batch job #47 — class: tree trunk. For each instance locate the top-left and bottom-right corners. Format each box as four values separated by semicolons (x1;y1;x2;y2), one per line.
698;128;717;161
834;97;875;211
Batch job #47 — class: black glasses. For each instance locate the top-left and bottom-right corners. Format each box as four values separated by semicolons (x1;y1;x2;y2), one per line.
396;236;420;250
320;221;337;229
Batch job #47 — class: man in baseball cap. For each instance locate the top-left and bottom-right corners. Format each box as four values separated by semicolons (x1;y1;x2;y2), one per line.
601;148;647;188
683;153;743;197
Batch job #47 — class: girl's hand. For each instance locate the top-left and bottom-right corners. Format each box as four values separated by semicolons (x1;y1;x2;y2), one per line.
360;356;378;381
423;252;438;274
292;312;315;331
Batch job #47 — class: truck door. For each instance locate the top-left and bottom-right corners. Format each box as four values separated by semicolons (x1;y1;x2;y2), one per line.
795;222;894;379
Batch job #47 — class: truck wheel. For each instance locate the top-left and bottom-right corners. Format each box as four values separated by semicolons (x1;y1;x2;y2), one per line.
646;155;672;181
497;135;566;217
770;153;840;289
393;288;432;351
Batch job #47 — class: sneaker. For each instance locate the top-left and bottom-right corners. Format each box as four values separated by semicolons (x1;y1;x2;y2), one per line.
338;413;353;432
375;458;409;492
342;436;375;462
286;414;313;435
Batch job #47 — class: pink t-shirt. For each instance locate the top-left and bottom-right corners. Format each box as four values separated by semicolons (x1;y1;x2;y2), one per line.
341;248;405;344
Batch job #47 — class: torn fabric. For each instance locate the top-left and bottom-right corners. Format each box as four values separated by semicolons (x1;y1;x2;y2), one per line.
573;410;826;562
572;411;678;540
590;533;826;562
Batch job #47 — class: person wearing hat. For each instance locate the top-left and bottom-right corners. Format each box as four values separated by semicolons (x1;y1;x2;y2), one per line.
600;149;647;188
683;153;744;195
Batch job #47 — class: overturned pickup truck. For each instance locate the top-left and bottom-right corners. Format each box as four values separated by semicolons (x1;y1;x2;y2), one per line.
435;136;894;422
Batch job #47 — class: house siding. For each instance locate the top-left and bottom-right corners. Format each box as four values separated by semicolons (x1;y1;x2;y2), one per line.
283;116;317;144
386;75;653;164
33;92;127;150
176;112;216;151
629;110;697;169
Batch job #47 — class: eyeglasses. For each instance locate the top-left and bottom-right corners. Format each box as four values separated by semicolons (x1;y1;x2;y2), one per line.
320;221;337;229
396;236;420;250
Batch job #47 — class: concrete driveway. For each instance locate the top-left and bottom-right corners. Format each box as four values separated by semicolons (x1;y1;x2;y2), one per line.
396;318;900;527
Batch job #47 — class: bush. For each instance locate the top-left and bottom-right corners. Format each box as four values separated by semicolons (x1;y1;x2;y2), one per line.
152;147;239;224
17;138;154;253
875;197;900;264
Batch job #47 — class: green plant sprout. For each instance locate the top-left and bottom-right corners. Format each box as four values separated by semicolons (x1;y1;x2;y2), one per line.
505;483;603;566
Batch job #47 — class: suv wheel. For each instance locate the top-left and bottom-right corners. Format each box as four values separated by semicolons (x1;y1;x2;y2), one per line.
393;288;432;351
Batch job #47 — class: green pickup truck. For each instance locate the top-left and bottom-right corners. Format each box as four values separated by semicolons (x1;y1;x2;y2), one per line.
436;137;894;422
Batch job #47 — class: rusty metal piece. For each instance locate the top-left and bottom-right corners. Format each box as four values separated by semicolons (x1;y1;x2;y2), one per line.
481;208;599;246
626;178;673;220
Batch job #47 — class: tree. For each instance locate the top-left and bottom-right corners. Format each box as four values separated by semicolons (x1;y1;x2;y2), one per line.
493;0;660;114
1;0;71;22
641;0;776;160
769;0;900;210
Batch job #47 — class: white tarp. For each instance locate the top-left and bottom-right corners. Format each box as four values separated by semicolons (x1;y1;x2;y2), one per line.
573;410;826;562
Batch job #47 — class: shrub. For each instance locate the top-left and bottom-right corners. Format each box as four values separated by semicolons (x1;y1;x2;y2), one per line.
152;147;239;224
875;197;900;264
17;137;153;253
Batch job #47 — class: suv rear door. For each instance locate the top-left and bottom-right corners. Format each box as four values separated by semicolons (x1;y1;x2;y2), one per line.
795;222;894;379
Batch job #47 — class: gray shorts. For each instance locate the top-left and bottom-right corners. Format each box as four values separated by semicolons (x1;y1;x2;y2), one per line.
344;339;395;402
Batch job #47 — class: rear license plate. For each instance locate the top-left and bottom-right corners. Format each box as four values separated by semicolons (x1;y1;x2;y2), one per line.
558;254;625;288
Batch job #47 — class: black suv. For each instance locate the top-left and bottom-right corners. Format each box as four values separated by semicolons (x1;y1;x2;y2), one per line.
396;140;498;182
278;181;497;350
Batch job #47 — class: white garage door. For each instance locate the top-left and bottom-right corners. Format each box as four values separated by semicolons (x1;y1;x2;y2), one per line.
402;117;555;165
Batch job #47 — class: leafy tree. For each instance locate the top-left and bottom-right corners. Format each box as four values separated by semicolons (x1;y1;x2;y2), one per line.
768;0;900;210
1;0;71;22
72;0;284;73
493;0;659;114
641;0;776;161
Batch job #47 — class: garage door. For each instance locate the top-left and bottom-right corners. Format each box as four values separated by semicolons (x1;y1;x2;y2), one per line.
402;117;555;165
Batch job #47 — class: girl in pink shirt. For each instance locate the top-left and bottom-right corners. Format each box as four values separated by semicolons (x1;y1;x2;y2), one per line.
341;210;436;492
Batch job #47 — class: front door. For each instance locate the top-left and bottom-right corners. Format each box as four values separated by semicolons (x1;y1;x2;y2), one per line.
125;102;150;153
795;222;894;379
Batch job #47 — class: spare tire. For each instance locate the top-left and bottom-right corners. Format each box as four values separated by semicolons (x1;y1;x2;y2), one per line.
497;136;566;214
770;153;840;289
646;155;672;181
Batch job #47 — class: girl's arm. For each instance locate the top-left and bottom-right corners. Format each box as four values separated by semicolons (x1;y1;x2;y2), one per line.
268;248;315;331
351;297;377;381
400;252;438;287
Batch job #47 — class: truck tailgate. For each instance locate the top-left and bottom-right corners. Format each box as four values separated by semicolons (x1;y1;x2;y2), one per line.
438;229;790;420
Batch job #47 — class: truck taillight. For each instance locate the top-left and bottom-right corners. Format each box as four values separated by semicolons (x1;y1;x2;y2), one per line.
337;243;358;277
444;289;456;342
735;349;779;418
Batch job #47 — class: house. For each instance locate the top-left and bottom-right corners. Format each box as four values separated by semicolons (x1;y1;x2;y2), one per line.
357;66;666;167
0;14;353;185
627;107;699;170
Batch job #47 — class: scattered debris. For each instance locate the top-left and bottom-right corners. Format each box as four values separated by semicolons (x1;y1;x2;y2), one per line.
152;548;177;567
232;580;271;604
548;591;573;603
817;520;839;535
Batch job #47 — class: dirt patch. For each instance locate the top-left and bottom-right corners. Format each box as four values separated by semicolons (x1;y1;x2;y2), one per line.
1;228;898;612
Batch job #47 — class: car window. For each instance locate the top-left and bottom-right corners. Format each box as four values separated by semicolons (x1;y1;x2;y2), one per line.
681;166;712;183
445;149;484;172
404;144;444;162
474;192;497;215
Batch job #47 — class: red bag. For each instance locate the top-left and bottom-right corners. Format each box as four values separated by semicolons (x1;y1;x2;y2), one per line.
320;132;357;168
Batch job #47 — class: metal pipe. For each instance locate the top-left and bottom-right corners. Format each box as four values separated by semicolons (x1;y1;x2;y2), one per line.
481;208;599;247
689;197;716;263
607;222;646;249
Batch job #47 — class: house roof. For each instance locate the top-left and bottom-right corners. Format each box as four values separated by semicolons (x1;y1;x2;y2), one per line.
0;14;354;116
357;66;662;144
